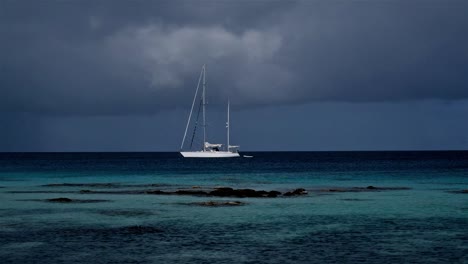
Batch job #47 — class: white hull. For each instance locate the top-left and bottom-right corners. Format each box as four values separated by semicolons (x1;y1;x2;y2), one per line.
180;151;240;158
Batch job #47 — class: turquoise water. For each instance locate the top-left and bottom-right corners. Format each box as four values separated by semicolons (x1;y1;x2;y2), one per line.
1;152;467;263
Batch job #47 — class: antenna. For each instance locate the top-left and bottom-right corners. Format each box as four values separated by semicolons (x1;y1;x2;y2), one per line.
202;64;206;151
227;98;230;152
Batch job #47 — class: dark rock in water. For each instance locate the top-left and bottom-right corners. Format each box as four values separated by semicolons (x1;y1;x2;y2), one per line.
47;197;73;203
209;187;234;196
284;188;308;196
43;183;119;188
145;187;282;198
175;190;208;196
340;198;373;202
75;190;141;195
267;191;282;198
45;197;110;203
145;190;208;196
223;201;244;206
193;201;245;207
362;186;411;191
316;186;411;193
42;183;170;188
209;188;280;198
8;190;73;194
236;189;266;197
38;186;286;198
448;190;468;194
326;188;348;192
145;190;166;195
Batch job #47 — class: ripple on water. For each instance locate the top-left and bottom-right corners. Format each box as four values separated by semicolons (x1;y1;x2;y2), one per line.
96;209;155;217
2;242;45;250
1;215;466;263
339;198;373;202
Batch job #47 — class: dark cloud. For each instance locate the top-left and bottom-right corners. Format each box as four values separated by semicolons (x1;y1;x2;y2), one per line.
1;0;467;115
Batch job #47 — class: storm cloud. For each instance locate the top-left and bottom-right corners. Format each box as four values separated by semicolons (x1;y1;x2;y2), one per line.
1;0;467;115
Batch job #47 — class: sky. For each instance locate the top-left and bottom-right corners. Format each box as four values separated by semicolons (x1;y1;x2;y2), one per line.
0;0;467;151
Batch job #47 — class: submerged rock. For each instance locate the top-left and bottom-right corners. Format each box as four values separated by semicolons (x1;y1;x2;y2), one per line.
339;198;373;202
364;186;411;191
267;191;282;198
208;187;234;196
8;190;73;194
45;197;110;203
193;201;245;207
43;183;119;188
145;190;166;195
42;183;170;188
209;187;281;198
175;190;208;196
326;188;348;192
144;187;284;198
47;197;73;203
449;189;468;194
31;186;307;199
283;188;308;196
316;186;411;193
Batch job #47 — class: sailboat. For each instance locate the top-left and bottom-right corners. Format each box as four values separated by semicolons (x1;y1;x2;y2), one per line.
180;65;240;158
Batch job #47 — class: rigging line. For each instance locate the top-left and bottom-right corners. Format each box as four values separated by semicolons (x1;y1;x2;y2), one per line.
190;98;203;150
180;67;204;150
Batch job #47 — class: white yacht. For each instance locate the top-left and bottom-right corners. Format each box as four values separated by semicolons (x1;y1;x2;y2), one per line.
180;65;240;158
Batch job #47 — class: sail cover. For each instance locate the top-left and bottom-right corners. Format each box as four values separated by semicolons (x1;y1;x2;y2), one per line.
205;142;223;148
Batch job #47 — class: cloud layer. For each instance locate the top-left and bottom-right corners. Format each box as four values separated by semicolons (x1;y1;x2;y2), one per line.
1;0;467;115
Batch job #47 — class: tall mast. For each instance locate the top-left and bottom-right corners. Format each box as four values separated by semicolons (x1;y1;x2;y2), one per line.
227;99;230;152
202;64;206;151
180;66;204;150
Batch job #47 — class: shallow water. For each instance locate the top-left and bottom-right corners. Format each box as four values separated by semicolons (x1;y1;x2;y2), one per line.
1;152;467;263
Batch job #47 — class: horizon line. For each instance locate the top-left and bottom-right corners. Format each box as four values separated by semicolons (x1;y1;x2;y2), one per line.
1;149;467;154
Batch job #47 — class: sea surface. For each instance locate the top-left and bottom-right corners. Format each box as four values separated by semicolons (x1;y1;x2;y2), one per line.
0;151;467;263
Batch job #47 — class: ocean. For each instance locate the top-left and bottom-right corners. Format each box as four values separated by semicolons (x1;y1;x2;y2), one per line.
0;151;467;263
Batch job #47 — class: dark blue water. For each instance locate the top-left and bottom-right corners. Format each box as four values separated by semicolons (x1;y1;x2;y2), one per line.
1;152;467;263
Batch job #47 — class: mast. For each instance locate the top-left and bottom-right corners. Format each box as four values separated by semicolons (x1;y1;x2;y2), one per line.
227;99;230;152
202;64;206;151
180;66;204;150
